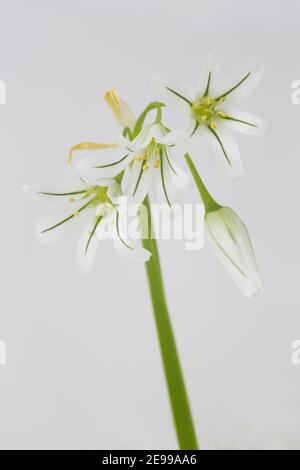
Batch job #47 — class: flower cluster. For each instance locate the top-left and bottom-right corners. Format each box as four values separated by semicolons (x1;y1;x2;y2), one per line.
24;55;269;297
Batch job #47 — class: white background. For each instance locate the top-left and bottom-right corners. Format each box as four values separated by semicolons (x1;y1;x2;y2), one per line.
0;0;299;449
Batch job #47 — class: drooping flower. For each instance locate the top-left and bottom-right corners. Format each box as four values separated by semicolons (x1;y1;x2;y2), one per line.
185;153;262;297
77;122;190;207
23;179;151;273
155;55;270;178
205;207;263;298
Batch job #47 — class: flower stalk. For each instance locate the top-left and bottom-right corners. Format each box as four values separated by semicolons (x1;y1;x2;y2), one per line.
184;153;220;212
141;196;199;450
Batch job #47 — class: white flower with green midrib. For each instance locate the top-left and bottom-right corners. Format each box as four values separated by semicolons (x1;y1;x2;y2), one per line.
155;55;270;178
23;180;151;273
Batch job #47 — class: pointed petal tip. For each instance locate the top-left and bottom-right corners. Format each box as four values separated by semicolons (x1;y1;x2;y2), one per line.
246;283;264;299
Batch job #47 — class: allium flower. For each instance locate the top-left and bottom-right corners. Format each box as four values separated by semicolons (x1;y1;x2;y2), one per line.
77;122;190;206
23;179;151;273
24;58;269;450
155;55;269;178
205;206;263;298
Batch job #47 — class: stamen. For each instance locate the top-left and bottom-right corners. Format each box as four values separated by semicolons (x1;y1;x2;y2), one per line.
104;88;120;107
68;142;118;163
104;88;136;130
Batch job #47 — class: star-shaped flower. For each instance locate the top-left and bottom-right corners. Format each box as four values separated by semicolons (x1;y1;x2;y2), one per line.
23;178;151;273
155;55;270;178
77;122;190;207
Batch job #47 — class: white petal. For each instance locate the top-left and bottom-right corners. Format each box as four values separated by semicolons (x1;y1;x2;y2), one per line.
148;123;167;144
162;130;189;149
188;120;209;142
108;209;151;262
106;179;122;204
22;184;87;203
35;199;92;244
205;207;263;298
213;57;265;104
129;123;166;150
152;153;178;206
219;108;270;136
77;151;132;180
76;216;102;274
153;74;194;113
113;236;152;262
121;157;154;205
203;125;243;179
169;160;191;189
195;53;221;98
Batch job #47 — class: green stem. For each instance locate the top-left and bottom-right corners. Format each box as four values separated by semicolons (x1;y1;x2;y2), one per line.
132;101;165;138
141;197;199;450
184;153;220;213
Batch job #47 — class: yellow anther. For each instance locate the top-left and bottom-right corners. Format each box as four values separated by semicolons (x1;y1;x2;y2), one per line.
219;112;227;118
153;160;160;169
143;164;149;171
206;97;212;104
69;197;75;203
218;97;225;103
201;115;207;120
104;88;136;129
135;155;143;161
104;88;120;107
68;142;118;164
210;121;217;129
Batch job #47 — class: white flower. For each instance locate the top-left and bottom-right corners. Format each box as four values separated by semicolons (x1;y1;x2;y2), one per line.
205;206;262;298
155;55;270;178
23;179;151;273
78;122;190;207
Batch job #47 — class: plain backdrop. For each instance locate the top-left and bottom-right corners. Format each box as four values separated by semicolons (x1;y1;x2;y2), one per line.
0;0;299;450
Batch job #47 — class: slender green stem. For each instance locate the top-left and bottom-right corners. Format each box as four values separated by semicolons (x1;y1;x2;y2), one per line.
184;153;220;213
132;101;165;138
141;197;199;450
